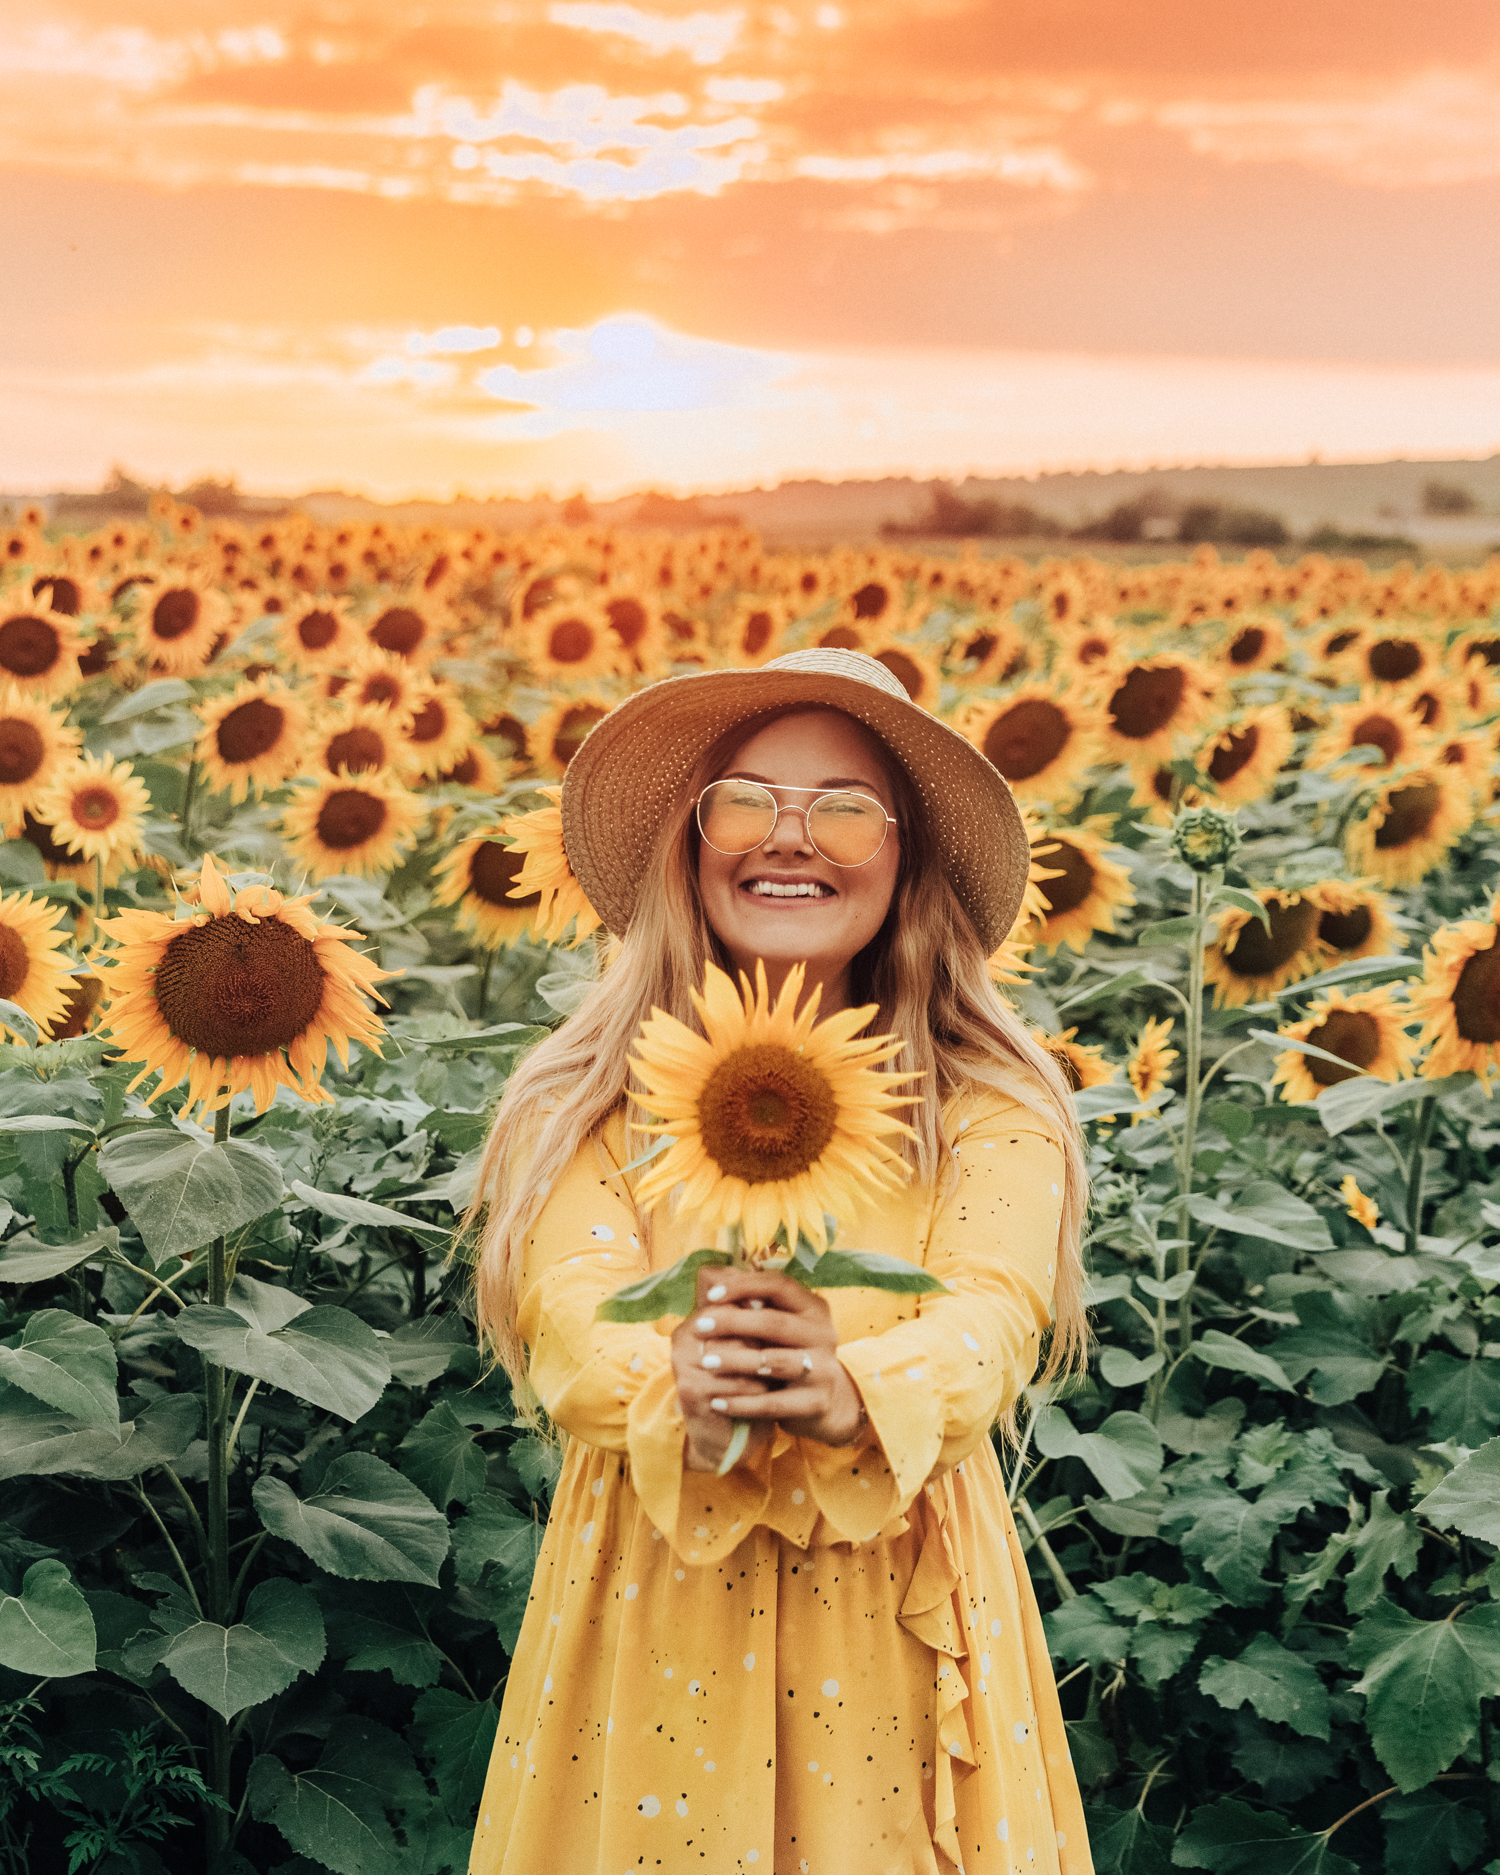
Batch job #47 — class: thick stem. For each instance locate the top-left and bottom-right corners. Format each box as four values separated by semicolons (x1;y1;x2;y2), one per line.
1016;1496;1076;1601
180;759;200;853
203;1100;233;1863
1404;1097;1437;1257
1176;873;1207;1354
478;948;495;1022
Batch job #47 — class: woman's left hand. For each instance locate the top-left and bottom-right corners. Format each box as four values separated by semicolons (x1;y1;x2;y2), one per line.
674;1266;869;1450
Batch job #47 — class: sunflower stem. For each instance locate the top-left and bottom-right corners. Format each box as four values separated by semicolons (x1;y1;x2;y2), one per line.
478;947;495;1021
203;1099;233;1860
93;854;106;950
1404;1096;1437;1257
180;759;200;853
1176;873;1208;1355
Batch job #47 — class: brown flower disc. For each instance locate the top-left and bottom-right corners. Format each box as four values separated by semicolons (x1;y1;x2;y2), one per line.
546;617;595;664
370;607;426;657
77;631;115;678
1149;767;1174;806
1038;839;1096;917
1226;897;1320;976
0;615;62;679
34;575;82;616
155;915;326;1056
324;726;387;775
1411;691;1441;727
1076;634;1111;667
1467;639;1500;668
481;713;527;757
962;630;998;665
553;705;606;768
408;699;447;745
1304;1009;1381;1086
875;649;923;699
1109;665;1187;740
0;718;45;787
0;923;28;999
740;610;775;658
851;582;891;621
1319;905;1373;953
605;596;649;649
1323;630;1360;657
49;974;106;1041
1374;784;1442;850
217;698;285;765
424;554;450;590
1367;639;1423;683
1453;944;1500;1044
295;608;340;651
441;751;480;786
73;785;121;831
1349;714;1402;764
315;788;388;850
1048;589;1076;624
470;842;540;909
21;813;72;865
1228;627;1267;666
1208;725;1259;784
818;626;863;651
151;590;201;641
983;699;1070;782
359;672;403;708
697;1043;838;1182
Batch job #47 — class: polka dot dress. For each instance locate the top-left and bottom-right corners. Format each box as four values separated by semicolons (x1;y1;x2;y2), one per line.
468;1096;1092;1875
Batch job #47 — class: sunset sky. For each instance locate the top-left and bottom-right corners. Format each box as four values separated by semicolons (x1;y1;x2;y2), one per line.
4;0;1499;497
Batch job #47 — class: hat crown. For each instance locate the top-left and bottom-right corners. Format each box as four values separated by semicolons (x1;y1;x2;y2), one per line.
762;647;911;702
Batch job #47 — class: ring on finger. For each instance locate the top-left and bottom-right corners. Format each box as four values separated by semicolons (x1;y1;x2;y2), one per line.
801;1352;814;1373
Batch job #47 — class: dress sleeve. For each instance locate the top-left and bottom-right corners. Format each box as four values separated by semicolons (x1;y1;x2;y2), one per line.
802;1097;1065;1542
515;1120;775;1554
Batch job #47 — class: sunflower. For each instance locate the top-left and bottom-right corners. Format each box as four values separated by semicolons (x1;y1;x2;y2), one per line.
476;705;532;770
427;740;509;793
1204;887;1327;1007
278;773;426;881
1200;707;1295;807
1102;655;1218;769
1026;823;1136;955
31;570;101;620
1346;768;1474;889
496;786;602;946
16;811;118;889
945;616;1023;686
1037;1025;1117;1093
342;645;422;724
35;754;150;868
1451;627;1500;676
195;681;310;803
278;596;361;671
530;692;614;778
1307;692;1431;772
0;596;86;700
724;597;788;667
600;589;667;670
816;619;875;654
432;832;543;949
1271;985;1416;1105
1218;614;1286;675
1054;620;1128;691
1313;879;1402;964
1436;725;1498;800
100;853;393;1118
0;687;80;833
1126;1015;1178;1118
365;596;447;664
986;931;1041;989
0;890;73;1041
305;703;411;780
1405;896;1500;1088
1354;631;1436;689
1036;570;1089;632
1308;620;1366;668
48;970;107;1041
398;683;478;779
137;576;228;676
870;642;943;712
956;683;1105;803
1340;1175;1379;1232
629;959;918;1254
525;601;624;680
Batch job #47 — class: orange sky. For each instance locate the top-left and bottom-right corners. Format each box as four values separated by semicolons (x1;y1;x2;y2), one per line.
4;0;1500;497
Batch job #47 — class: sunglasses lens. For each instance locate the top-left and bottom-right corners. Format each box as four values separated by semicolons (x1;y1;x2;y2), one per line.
699;781;776;852
808;792;888;866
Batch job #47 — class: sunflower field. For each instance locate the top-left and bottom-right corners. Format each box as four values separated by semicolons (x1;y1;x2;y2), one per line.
3;501;1500;1873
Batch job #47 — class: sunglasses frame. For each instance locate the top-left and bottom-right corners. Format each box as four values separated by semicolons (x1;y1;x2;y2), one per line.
694;777;896;869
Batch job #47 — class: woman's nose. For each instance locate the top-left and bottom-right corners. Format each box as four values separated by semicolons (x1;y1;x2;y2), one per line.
763;805;814;854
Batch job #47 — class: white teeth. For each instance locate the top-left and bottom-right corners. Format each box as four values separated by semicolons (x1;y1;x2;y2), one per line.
745;881;831;898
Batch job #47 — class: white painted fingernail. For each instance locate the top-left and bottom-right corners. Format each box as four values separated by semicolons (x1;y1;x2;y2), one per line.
710;1397;728;1411
695;1315;716;1332
707;1285;727;1302
703;1353;721;1368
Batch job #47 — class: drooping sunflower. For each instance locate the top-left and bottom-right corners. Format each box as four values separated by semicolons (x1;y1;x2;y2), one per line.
530;692;615;778
1126;1015;1178;1118
398;683;478;780
35;753;150;868
1271;985;1417;1105
630;958;919;1253
0;596;86;700
1312;879;1403;964
1435;725;1498;800
195;680;310;803
1054;620;1128;692
278;773;426;881
1451;627;1500;678
1026;823;1136;954
48;970;107;1041
496;786;602;946
1307;692;1431;772
1199;707;1295;808
724;597;788;667
525;601;625;680
1218;614;1286;674
137;576;229;675
0;687;80;833
305;703;412;780
1037;1025;1117;1093
0;889;73;1041
100;853;393;1118
1346;768;1474;888
432;832;543;950
1102;654;1218;770
956;683;1105;804
1203;887;1327;1007
277;596;362;671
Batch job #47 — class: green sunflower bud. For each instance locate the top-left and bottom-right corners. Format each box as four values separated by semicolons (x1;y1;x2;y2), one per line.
1171;804;1241;874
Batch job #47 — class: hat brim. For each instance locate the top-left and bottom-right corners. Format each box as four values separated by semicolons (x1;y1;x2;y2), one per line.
560;663;1029;955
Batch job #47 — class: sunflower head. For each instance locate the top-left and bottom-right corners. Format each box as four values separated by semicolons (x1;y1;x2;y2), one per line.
34;753;150;866
1271;985;1417;1104
0;596;85;700
0;686;81;830
0;889;73;1041
278;773;426;882
496;787;601;946
196;680;309;803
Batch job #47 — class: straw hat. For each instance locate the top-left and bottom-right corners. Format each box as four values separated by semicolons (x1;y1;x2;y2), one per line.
559;649;1030;954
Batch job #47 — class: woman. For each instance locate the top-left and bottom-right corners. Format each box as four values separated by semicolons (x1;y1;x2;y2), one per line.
468;648;1092;1875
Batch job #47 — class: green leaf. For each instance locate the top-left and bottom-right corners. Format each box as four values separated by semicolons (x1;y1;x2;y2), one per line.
1085;1802;1173;1874
1381;1790;1486;1875
399;1401;487;1510
1198;1633;1331;1739
0;1227;118;1285
451;1491;544;1590
0;841;46;888
0;1000;40;1046
1186;1181;1332;1252
1157;1395;1245;1457
1191;1330;1295;1393
798;1247;948;1294
247;1717;424;1875
0;1308;119;1429
1216;886;1272;930
1136;1271;1195;1302
1345;1489;1424;1613
1203;1098;1254;1144
100;677;194;722
175;1301;389;1422
98;1127;284;1261
1172;1799;1358;1874
595;1248;731;1323
1349;1599;1500;1791
0;1559;96;1678
1043;1593;1129;1667
1407;1351;1500;1445
253;1451;451;1586
1031;1407;1163;1500
1247;1028;1381;1075
424;1022;548;1056
1316;1072;1472;1137
1129;1623;1200;1684
1099;1348;1166;1387
0;1387;197;1482
326;1607;443;1690
146;1578;325;1720
1067;1720;1118;1790
1055;967;1153;1013
1415;1434;1500;1544
289;1179;451;1239
412;1690;500;1820
384;1317;470;1388
1136;916;1200;945
1276;955;1420;999
1;1113;95;1134
1272;1291;1386;1406
1074;1085;1151;1123
1095;1574;1220;1627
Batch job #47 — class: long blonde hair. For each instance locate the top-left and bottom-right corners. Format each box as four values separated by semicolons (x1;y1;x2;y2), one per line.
471;705;1088;1393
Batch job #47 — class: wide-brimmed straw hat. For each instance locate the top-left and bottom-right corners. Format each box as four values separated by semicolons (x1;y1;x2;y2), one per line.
560;647;1030;954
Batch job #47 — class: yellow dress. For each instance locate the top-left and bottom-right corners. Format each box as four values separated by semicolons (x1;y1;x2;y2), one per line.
469;1091;1093;1875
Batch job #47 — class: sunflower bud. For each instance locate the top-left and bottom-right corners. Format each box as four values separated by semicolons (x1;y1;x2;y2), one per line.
1171;804;1241;874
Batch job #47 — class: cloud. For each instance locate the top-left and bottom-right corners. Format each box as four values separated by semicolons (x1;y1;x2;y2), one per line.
547;5;745;65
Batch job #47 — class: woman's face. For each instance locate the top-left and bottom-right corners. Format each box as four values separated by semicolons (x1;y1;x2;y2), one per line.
696;710;901;1013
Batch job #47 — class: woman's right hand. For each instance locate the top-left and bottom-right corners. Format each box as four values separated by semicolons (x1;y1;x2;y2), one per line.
670;1265;776;1472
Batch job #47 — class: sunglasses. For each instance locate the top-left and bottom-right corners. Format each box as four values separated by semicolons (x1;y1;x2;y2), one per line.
695;778;895;869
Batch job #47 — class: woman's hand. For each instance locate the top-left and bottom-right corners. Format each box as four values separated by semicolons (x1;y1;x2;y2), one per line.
670;1265;868;1472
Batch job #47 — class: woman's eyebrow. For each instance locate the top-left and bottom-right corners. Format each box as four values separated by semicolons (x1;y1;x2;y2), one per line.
731;770;884;791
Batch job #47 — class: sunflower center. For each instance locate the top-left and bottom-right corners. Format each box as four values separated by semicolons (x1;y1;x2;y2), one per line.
1368;639;1422;683
1319;904;1372;952
482;713;527;758
409;699;446;744
78;631;115;678
155;914;327;1057
217;698;285;765
818;626;863;651
324;726;386;774
21;813;71;865
73;786;120;830
1350;714;1401;764
0;924;27;999
0;718;45;787
36;576;81;616
1225;897;1320;975
152;590;201;640
1077;635;1110;666
697;1043;839;1183
363;674;404;709
1304;1009;1382;1086
444;750;480;786
851;582;890;621
1452;943;1500;1044
1323;629;1360;657
1109;666;1186;740
1228;627;1266;665
606;597;649;648
296;609;339;650
50;974;106;1041
316;788;388;850
470;842;540;908
1038;840;1095;917
1412;691;1441;727
875;649;922;698
1374;784;1442;849
547;617;594;664
1468;638;1500;667
1208;725;1258;784
963;630;998;664
371;607;425;657
0;615;62;678
984;699;1070;781
553;705;606;768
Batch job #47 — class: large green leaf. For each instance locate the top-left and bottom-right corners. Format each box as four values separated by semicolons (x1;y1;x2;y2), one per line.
0;1227;118;1285
254;1452;451;1585
1043;1594;1129;1667
1381;1790;1486;1875
384;1317;470;1388
98;1126;284;1262
175;1300;389;1421
325;1604;443;1690
135;1578;325;1720
398;1401;487;1510
450;1490;544;1589
795;1247;948;1295
1407;1351;1500;1445
0;1308;119;1429
1032;1407;1163;1501
1191;1330;1295;1393
1084;1803;1173;1874
596;1247;732;1323
1415;1435;1500;1545
1344;1490;1423;1612
1198;1633;1330;1739
1186;1182;1332;1252
1271;1292;1386;1406
0;1387;197;1481
1173;1799;1358;1874
0;1559;96;1678
412;1689;501;1820
248;1717;425;1875
289;1179;451;1240
1347;1599;1500;1791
